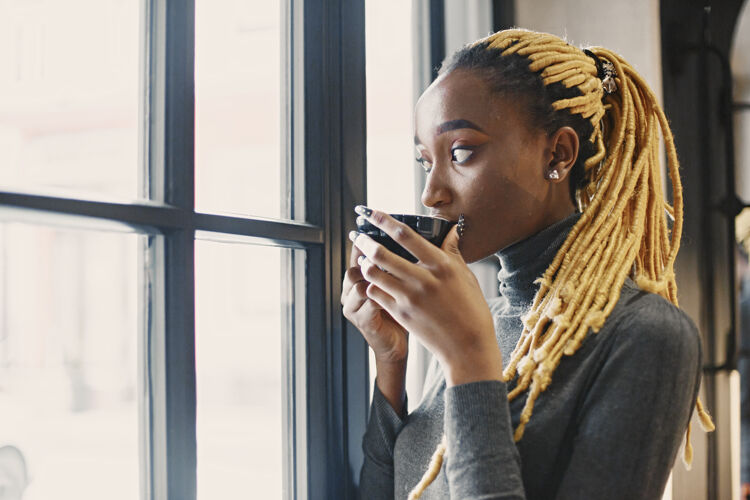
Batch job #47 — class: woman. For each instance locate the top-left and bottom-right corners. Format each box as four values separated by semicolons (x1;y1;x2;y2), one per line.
342;28;715;499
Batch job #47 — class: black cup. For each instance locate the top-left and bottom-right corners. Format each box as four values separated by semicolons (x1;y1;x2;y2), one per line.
356;214;456;263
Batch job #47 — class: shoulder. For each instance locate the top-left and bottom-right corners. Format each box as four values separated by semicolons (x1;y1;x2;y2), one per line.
606;278;702;365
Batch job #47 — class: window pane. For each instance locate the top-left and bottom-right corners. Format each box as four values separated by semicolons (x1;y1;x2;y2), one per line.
365;0;422;409
195;2;287;219
365;0;415;214
0;2;140;199
0;222;139;500
195;241;292;498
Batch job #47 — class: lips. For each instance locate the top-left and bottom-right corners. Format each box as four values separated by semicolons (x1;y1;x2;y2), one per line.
430;212;457;222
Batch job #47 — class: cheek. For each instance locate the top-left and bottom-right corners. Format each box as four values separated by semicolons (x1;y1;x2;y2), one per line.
495;159;547;207
471;169;525;211
460;146;545;218
468;170;545;231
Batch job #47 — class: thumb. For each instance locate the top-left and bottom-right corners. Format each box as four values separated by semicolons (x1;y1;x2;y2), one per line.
440;225;462;257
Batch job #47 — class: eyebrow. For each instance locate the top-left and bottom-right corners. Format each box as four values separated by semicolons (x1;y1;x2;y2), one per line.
414;119;487;145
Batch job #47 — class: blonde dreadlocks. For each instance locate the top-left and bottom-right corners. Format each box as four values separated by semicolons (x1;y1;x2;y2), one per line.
408;28;715;500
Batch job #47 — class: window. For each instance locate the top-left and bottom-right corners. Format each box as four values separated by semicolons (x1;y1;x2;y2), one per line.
0;1;367;499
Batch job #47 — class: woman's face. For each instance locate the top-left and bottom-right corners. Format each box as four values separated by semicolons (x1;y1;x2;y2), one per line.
414;68;574;263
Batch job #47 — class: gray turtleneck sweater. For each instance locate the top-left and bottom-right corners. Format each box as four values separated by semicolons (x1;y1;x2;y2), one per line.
358;211;702;499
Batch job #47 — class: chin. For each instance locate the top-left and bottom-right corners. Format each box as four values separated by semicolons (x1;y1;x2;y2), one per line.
458;240;492;264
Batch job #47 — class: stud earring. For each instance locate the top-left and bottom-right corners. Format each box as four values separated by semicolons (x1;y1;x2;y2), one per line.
548;169;560;180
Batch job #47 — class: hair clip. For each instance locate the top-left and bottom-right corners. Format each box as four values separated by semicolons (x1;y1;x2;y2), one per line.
600;60;617;95
583;49;618;96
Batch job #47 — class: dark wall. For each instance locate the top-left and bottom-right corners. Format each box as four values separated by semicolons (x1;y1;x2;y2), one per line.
660;1;747;497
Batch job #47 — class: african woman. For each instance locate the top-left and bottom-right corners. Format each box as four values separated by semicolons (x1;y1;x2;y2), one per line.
342;28;715;499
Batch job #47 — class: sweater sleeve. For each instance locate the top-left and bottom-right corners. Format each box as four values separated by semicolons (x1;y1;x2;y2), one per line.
554;297;702;499
444;380;526;499
359;380;408;499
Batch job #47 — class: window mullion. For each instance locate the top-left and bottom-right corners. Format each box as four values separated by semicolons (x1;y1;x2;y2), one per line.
339;0;368;497
301;0;368;498
143;2;196;500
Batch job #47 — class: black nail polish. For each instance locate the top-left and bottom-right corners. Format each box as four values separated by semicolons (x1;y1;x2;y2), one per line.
354;205;373;217
457;213;465;238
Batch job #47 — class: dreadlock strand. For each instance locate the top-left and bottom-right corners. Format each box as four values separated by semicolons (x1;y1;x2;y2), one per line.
564;227;627;353
513;381;542;441
696;397;716;432
683;422;694;469
503;327;535;381
407;434;448;500
507;369;534;401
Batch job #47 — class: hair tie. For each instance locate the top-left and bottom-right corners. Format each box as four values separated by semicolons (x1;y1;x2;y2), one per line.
583;49;618;96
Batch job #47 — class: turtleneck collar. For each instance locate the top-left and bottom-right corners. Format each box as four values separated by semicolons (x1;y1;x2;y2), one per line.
495;211;582;308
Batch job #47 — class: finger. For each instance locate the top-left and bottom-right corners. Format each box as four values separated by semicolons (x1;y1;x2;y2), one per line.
357;295;386;317
341;266;366;303
365;282;399;312
343;279;370;315
348;239;365;268
355;206;437;264
359;256;406;299
355;297;395;331
352;232;416;279
440;225;462;257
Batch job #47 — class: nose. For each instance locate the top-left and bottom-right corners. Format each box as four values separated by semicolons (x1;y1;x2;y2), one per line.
420;165;452;209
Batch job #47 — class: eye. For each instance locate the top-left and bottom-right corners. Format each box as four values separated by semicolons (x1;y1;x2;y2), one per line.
416;155;433;174
451;147;474;164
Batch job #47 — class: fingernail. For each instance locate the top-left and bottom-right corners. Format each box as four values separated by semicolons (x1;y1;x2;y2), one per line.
356;215;367;226
357;255;366;266
354;205;373;217
348;230;358;242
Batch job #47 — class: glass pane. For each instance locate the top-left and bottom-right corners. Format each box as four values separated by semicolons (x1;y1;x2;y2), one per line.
365;0;415;214
195;2;286;218
0;222;139;500
365;0;423;408
195;241;291;498
0;2;140;199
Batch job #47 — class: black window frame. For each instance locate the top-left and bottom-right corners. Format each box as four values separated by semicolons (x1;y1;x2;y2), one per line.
0;0;368;498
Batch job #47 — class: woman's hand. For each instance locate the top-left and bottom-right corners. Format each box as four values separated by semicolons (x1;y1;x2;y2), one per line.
350;206;503;387
341;235;409;416
341;242;409;364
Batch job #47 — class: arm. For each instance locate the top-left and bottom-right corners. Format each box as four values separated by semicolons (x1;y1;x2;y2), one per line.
444;380;526;499
375;358;408;419
359;365;408;500
341;226;410;498
351;208;518;497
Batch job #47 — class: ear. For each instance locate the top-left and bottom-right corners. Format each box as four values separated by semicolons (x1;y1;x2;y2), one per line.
545;126;580;183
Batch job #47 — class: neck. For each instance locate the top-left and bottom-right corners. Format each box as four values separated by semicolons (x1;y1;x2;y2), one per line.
495;211;581;308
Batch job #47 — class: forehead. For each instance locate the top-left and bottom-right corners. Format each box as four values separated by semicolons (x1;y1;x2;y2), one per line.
414;69;531;141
